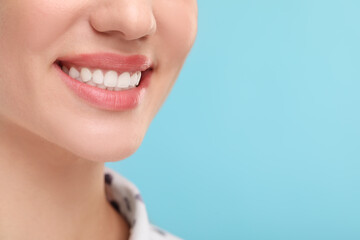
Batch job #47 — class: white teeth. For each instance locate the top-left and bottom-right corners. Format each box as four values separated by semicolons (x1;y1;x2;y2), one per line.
136;71;141;85
117;72;131;88
92;69;104;84
61;65;142;91
69;67;79;79
104;71;118;87
87;81;96;86
130;72;141;87
80;68;92;82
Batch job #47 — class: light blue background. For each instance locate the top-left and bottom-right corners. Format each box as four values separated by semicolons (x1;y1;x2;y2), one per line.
106;0;360;239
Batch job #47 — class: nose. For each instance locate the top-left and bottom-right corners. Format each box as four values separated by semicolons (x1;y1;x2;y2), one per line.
90;0;157;41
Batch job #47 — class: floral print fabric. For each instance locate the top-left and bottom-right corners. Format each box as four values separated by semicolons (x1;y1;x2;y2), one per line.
104;167;182;240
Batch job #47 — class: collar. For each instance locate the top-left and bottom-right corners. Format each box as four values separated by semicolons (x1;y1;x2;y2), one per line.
104;167;182;240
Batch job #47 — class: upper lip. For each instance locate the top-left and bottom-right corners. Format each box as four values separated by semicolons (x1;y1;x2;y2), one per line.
56;52;153;72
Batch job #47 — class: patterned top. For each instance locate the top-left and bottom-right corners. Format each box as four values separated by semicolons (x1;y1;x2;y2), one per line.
104;167;183;240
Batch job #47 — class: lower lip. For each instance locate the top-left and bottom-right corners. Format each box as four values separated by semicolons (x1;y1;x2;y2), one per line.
54;63;152;111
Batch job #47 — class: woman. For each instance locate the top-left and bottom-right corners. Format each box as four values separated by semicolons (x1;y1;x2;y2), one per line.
0;0;197;239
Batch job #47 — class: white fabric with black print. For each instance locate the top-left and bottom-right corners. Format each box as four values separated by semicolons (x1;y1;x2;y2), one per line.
104;167;182;240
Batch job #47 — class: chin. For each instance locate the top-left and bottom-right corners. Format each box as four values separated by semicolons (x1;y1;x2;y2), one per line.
41;123;147;163
68;135;143;163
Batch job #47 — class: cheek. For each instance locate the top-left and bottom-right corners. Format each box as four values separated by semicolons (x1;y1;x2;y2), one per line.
0;0;80;119
0;0;87;52
154;0;198;66
141;1;197;119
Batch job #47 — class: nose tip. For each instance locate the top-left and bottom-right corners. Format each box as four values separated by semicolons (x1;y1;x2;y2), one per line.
90;1;157;41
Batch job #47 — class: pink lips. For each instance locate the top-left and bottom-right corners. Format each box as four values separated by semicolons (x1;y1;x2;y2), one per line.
55;53;153;111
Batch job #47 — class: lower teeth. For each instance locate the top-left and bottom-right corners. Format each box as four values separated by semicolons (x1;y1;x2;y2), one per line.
81;79;135;91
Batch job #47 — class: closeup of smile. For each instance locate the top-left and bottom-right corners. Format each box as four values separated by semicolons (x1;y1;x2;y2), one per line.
58;63;143;91
54;52;153;111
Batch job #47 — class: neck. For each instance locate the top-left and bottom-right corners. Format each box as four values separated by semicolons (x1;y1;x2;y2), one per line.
0;118;129;240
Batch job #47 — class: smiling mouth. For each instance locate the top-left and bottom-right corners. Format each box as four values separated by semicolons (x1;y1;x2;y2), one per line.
53;52;153;111
54;52;153;91
55;60;152;91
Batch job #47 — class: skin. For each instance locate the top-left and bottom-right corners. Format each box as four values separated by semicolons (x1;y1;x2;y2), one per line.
0;0;197;239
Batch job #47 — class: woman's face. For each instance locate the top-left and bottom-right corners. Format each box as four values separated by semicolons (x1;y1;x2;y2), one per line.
0;0;197;161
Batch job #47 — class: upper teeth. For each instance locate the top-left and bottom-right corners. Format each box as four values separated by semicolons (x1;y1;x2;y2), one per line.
62;65;141;91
